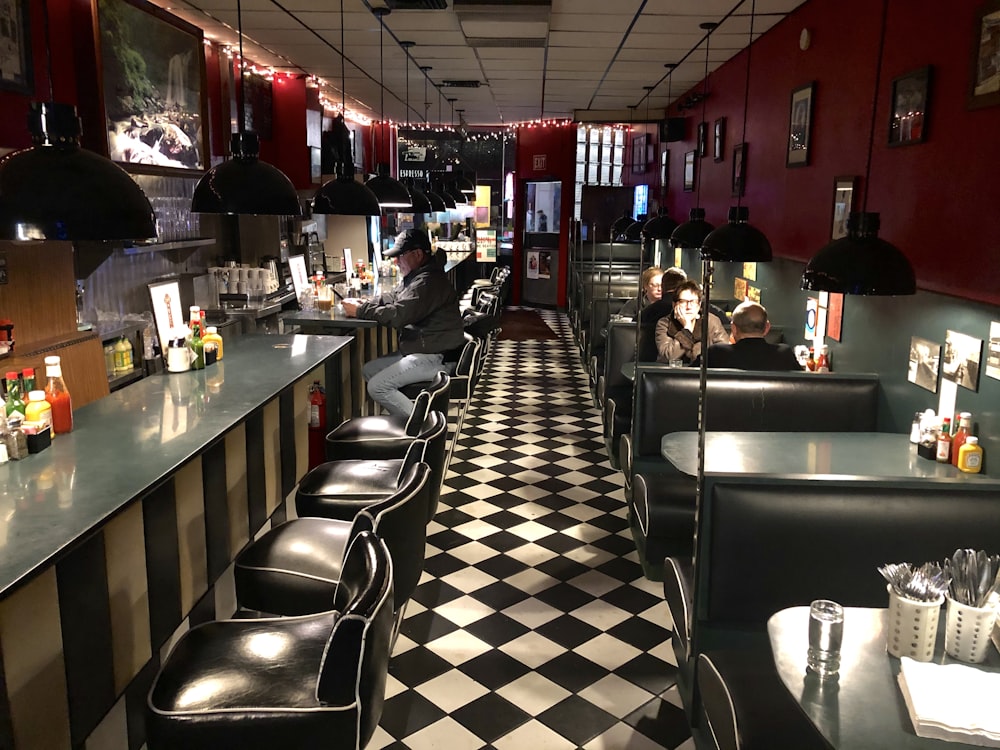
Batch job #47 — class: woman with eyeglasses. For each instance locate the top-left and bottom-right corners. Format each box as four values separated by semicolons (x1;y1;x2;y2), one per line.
618;266;687;320
654;279;728;365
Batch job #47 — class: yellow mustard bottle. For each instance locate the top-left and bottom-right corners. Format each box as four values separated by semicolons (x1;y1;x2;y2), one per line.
25;391;53;431
202;326;223;360
957;436;983;473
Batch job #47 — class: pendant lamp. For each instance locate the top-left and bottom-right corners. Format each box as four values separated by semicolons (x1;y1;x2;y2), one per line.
623;220;643;243
435;179;457;209
611;210;633;240
423;183;448;213
445;181;467;206
801;0;915;295
313;0;381;217
365;8;412;209
191;0;300;215
671;25;718;250
700;3;771;263
0;0;155;241
0;102;156;241
642;207;678;240
455;171;477;195
403;178;433;214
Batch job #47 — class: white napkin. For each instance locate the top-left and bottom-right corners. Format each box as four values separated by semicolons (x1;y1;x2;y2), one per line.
898;657;1000;747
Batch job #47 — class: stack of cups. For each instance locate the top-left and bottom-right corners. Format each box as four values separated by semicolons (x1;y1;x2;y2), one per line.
886;585;943;661
944;596;998;664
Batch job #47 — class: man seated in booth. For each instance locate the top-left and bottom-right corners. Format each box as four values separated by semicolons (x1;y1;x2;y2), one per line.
342;228;466;417
705;300;802;371
654;280;729;365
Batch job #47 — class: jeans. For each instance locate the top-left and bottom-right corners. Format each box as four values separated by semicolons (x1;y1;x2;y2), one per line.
362;352;446;418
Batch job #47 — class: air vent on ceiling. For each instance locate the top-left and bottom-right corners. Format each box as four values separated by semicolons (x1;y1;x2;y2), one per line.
441;80;483;88
466;36;545;48
385;0;448;9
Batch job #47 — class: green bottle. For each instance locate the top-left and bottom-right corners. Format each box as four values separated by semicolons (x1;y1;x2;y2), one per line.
4;371;25;420
191;321;205;370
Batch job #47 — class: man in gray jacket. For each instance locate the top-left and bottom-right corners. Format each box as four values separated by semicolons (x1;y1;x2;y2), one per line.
342;228;466;417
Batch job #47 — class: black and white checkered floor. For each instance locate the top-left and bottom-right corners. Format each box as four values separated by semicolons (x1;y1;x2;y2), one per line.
368;308;695;749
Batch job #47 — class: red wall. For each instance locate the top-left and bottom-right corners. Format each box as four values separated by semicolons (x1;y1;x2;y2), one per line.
663;0;1000;306
514;124;577;305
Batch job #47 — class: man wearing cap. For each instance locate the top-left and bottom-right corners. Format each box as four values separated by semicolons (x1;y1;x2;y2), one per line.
342;228;466;417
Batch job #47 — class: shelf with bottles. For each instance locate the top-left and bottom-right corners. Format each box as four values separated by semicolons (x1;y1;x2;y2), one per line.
123;237;215;255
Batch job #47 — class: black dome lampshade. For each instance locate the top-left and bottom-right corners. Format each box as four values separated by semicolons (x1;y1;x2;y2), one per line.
366;163;412;209
670;207;715;249
641;208;678;240
701;206;772;262
802;211;915;295
313;116;381;216
445;181;467;206
623;220;643;243
434;179;457;209
423;183;448;213
0;102;156;241
403;177;433;214
611;210;633;240
192;132;302;215
455;171;476;195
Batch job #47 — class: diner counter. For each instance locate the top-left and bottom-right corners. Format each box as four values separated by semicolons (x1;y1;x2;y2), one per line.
0;333;350;600
0;333;351;749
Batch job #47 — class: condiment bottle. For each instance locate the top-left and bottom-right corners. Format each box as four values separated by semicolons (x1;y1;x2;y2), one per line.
25;391;52;431
909;411;923;444
5;416;27;460
806;348;816;372
816;345;830;372
21;368;35;393
114;335;134;374
44;355;73;434
4;371;25;419
957;436;984;474
936;417;952;462
104;343;116;377
190;320;205;370
951;412;972;467
202;326;223;360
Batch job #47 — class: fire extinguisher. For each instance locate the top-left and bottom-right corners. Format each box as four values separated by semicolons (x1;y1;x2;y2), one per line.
308;381;327;470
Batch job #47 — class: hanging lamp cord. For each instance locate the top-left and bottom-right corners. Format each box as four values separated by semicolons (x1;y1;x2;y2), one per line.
737;0;756;210
237;0;246;133
695;31;711;209
863;0;890;213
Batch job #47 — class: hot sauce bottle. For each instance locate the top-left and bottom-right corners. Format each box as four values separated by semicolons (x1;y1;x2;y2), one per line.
44;356;73;434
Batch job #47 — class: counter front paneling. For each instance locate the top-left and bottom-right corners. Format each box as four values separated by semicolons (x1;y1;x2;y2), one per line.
0;333;350;750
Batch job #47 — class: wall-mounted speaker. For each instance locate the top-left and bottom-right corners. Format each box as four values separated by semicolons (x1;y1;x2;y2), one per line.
661;117;687;142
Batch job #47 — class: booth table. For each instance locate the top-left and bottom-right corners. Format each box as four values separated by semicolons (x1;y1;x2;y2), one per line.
0;333;350;749
768;606;1000;749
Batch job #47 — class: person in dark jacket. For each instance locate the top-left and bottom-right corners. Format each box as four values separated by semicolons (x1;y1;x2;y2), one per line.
343;229;466;417
705;300;802;371
655;280;729;365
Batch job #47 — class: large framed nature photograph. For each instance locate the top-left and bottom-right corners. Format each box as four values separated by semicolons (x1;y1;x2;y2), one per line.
968;0;1000;109
888;66;931;146
786;82;815;167
97;0;208;170
0;0;32;94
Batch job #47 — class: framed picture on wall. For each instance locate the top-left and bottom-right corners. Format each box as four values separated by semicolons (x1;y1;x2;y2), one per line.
786;82;815;167
888;66;931;146
696;121;708;158
714;117;726;162
732;143;747;197
830;176;857;239
683;150;696;192
660;147;669;192
632;133;648;173
968;0;1000;109
0;0;33;94
97;0;208;171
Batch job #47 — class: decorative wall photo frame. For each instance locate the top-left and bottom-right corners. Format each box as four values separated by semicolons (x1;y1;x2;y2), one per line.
147;279;184;350
660;147;669;192
0;0;33;94
713;117;726;162
696;121;708;158
968;0;1000;109
631;133;648;173
731;143;747;197
683;150;696;191
786;81;815;167
97;0;209;171
888;66;931;146
943;329;984;392
908;336;941;393
830;176;857;239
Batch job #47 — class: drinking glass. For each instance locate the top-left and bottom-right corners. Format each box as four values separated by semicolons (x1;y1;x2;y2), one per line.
807;599;844;678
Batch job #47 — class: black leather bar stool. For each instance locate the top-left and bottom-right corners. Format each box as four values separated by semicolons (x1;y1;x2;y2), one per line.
325;372;450;461
236;463;431;627
146;529;394;750
297;412;447;522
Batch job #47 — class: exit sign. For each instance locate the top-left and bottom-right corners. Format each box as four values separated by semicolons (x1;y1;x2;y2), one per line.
533;154;546;170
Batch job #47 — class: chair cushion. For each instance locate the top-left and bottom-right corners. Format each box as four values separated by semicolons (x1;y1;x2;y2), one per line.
235;518;352;615
296;459;402;520
325;416;410;461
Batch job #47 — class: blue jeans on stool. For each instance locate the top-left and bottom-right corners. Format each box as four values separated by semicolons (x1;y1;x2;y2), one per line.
362;352;445;418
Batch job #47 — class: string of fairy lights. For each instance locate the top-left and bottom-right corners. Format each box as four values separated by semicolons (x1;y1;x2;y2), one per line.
220;47;632;135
